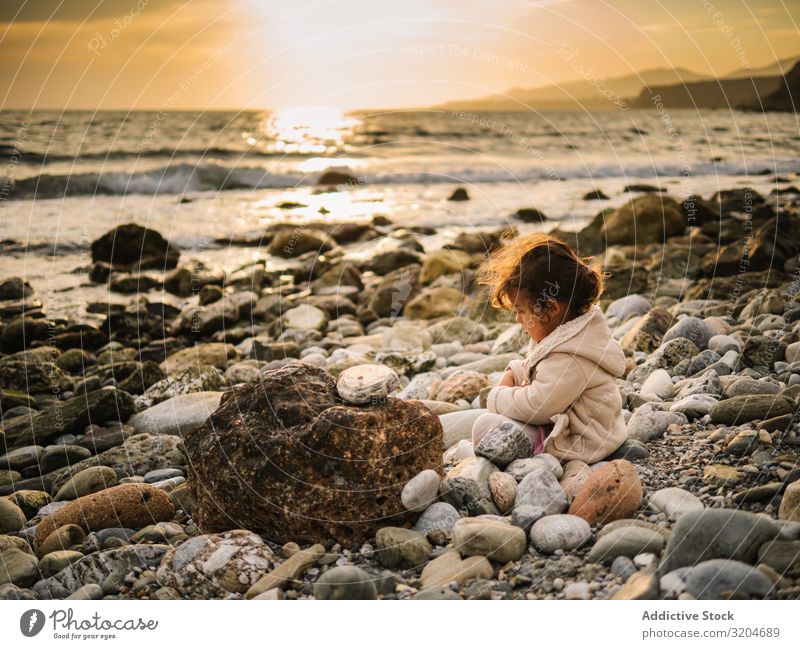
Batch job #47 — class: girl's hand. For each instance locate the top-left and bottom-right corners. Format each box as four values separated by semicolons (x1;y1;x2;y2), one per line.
498;369;516;387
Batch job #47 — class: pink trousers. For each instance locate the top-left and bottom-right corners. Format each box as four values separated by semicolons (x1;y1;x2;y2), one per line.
471;412;554;456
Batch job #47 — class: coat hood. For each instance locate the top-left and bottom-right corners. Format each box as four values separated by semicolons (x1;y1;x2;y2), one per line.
520;304;627;379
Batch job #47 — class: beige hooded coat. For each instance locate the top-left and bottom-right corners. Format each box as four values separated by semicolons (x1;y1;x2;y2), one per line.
485;304;628;464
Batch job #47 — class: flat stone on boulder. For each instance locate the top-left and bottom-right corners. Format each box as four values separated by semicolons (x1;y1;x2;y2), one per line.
336;364;401;405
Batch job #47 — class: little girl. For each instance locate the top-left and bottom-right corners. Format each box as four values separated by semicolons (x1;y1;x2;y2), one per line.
472;233;628;464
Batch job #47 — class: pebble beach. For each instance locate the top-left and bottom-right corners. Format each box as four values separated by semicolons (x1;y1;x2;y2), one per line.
1;175;800;601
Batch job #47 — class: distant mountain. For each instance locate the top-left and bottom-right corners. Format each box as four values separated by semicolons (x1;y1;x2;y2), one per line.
628;75;783;110
723;55;800;79
439;67;709;111
750;61;800;111
437;54;800;112
627;56;800;110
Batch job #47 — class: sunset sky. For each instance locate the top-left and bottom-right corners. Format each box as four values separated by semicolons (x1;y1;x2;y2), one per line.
1;0;798;110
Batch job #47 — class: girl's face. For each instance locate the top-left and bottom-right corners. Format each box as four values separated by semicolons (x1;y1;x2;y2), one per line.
511;292;566;342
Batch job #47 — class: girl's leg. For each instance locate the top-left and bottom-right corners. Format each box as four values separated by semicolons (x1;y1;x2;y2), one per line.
532;424;555;455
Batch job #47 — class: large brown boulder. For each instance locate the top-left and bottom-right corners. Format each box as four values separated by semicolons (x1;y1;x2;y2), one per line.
183;362;443;545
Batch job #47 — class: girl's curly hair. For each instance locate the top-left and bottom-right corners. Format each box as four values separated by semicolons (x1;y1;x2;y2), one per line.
475;232;606;322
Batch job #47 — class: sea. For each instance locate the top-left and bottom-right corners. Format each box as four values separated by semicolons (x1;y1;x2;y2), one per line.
1;107;798;318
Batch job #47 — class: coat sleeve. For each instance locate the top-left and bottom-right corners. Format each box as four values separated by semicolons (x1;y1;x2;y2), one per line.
504;359;526;386
486;353;590;425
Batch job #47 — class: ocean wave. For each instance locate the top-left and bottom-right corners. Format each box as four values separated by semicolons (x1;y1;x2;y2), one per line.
3;147;312;164
7;158;800;200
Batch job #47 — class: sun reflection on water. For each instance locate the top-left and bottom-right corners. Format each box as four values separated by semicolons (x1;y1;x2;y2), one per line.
261;106;359;155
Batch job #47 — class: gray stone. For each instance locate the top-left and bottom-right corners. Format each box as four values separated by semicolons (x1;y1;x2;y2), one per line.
474;421;532;469
726;429;760;456
0;583;38;600
662;317;716;350
439;456;499;516
587;526;665;564
491;324;529;354
0;445;45;471
506;454;563;481
606;439;650;461
515;467;567;514
401;470;441;512
659;509;781;575
626;403;688;442
726;377;781;398
136;366;225;409
34;544;171;598
681;559;773;599
648;488;704;520
674;369;722;399
668;394;718;419
606;295;652;327
530;514;592;553
685;349;721;376
511;505;542;533
610;556;637;581
757;539;800;573
314;566;378;599
127;391;222;437
39;445;93;474
413;502;460;536
708;335;740;355
39;550;84;575
282;304;328;331
741;336;787;369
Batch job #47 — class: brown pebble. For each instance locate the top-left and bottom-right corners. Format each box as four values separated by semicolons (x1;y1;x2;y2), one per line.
568;459;642;525
34;484;174;550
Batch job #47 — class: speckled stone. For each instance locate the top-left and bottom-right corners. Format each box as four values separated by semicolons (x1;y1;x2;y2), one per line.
34;484;175;550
